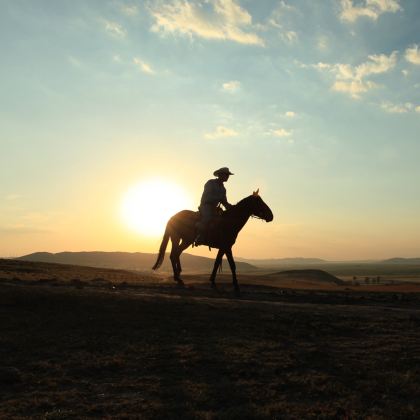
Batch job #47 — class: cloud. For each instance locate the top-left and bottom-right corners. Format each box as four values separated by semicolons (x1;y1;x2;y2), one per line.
285;111;296;118
270;128;292;137
312;51;398;99
4;194;21;201
339;0;402;23
281;30;298;44
381;101;414;113
0;225;51;234
205;125;238;139
68;56;82;67
222;80;241;92
133;57;155;74
263;1;297;29
405;44;420;65
416;106;420;113
121;4;139;16
317;35;329;51
259;2;299;44
149;0;264;46
103;20;127;38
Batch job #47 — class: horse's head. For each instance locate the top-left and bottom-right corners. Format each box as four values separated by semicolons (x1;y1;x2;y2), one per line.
249;189;273;222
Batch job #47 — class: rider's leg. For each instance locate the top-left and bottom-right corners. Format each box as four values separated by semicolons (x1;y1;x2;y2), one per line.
195;205;213;244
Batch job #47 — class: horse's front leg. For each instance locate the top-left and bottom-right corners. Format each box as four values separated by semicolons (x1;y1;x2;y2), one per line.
225;248;240;295
209;249;224;288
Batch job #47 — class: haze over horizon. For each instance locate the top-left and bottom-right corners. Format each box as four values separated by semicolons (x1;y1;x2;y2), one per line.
1;0;420;260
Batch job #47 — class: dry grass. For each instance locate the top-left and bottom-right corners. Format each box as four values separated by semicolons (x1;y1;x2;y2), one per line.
1;260;420;419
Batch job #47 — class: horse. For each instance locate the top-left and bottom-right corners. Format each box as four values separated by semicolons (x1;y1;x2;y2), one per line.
152;190;273;294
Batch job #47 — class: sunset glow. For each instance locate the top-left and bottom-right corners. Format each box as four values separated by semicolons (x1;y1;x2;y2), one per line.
121;179;193;237
1;0;420;259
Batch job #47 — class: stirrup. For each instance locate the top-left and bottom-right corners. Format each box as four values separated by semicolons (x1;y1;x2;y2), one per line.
194;235;204;247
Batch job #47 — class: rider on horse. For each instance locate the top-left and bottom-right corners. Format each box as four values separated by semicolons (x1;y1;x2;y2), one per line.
195;167;234;245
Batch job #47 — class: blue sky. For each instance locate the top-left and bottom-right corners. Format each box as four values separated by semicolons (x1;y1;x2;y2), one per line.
1;0;419;259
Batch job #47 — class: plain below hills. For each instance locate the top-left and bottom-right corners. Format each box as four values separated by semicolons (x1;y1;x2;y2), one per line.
15;252;420;283
17;251;258;273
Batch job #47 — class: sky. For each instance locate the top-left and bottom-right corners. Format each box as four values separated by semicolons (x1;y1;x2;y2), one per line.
1;0;420;260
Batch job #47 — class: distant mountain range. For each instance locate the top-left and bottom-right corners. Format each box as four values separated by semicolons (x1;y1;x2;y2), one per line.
15;252;420;274
17;251;258;273
236;257;327;266
381;258;420;264
238;257;420;266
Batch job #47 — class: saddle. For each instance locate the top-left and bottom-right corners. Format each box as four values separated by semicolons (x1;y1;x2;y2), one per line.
193;208;224;247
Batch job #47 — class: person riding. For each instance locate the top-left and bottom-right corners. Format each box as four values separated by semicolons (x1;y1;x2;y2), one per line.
195;167;234;245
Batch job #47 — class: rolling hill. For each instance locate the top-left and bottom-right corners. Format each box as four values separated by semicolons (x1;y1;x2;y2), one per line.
266;269;345;285
17;251;258;273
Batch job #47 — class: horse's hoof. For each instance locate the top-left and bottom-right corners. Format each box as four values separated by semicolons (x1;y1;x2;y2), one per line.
174;278;185;287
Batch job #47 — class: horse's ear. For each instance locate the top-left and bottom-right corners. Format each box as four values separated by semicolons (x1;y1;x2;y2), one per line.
253;188;259;196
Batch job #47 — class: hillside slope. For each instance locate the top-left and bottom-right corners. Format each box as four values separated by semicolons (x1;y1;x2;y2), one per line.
18;251;258;273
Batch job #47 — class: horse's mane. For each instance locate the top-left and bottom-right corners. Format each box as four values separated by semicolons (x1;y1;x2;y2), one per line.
223;195;255;217
235;195;254;206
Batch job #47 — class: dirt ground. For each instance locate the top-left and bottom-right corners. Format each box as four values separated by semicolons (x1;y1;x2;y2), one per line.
1;259;420;419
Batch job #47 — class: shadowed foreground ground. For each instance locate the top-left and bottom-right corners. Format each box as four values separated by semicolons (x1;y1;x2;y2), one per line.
1;262;420;418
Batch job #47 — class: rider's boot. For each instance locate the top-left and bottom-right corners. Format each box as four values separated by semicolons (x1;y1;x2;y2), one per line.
194;228;207;246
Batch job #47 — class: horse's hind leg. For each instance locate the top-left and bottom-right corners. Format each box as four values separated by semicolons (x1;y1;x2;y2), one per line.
170;238;192;286
176;239;192;277
170;238;183;285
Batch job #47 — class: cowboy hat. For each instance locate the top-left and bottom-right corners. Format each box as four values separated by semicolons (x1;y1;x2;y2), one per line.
213;167;234;176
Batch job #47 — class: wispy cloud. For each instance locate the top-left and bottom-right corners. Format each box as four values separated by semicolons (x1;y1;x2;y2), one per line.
259;1;299;44
103;19;127;38
0;225;51;234
381;101;414;113
269;128;293;137
263;1;297;29
68;56;82;67
317;35;329;51
312;51;398;99
405;44;420;65
120;4;139;16
205;125;238;139
281;30;298;44
149;0;264;46
222;80;241;92
285;111;296;118
4;194;21;201
133;57;155;74
339;0;402;23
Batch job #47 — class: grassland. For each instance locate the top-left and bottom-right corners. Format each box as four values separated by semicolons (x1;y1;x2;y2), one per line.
1;259;420;419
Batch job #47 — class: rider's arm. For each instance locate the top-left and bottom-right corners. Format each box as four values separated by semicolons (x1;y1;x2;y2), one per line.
220;188;232;209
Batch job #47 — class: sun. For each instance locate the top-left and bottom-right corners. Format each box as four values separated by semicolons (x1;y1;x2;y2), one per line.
121;178;194;237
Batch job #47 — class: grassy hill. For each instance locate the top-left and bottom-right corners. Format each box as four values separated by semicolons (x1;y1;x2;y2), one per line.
17;251;258;273
1;259;420;418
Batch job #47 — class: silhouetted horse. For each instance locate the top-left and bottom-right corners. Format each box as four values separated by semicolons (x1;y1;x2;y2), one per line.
152;190;273;294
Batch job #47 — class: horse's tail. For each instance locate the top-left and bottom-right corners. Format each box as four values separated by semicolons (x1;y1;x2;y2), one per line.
152;225;170;270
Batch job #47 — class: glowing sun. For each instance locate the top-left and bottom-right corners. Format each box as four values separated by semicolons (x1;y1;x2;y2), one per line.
121;178;193;237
